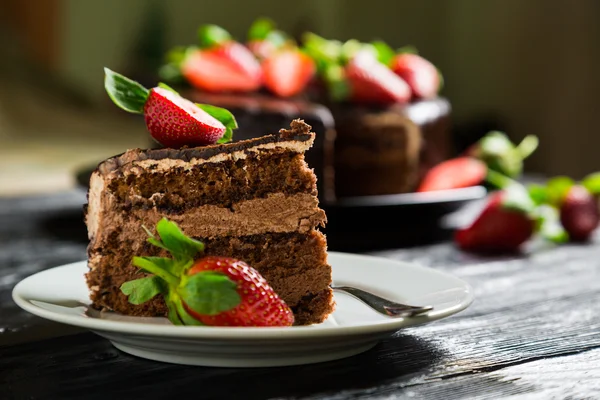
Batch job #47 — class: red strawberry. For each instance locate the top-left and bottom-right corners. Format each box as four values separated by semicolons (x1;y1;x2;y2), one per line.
417;157;487;192
122;218;294;327
391;53;440;99
143;87;225;147
262;49;315;97
184;256;294;326
559;185;599;241
455;191;535;253
104;68;237;148
181;43;262;93
345;50;412;104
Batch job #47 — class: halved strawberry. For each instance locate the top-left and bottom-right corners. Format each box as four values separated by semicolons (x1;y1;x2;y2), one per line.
391;53;440;99
417;157;487;192
182;42;262;93
345;50;411;104
144;87;225;147
262;49;315;97
104;68;238;148
120;218;294;327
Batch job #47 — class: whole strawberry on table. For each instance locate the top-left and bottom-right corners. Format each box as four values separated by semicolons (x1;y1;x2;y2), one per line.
121;218;294;327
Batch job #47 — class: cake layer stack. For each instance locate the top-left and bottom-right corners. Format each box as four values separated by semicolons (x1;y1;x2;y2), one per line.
85;119;334;325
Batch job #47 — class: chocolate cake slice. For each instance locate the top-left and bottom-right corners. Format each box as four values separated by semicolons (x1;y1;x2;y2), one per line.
85;119;334;325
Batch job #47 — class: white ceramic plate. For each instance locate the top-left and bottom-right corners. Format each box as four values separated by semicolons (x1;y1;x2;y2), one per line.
12;252;473;367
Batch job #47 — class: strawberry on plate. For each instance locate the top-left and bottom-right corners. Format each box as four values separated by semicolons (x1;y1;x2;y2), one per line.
120;218;294;327
391;51;440;99
104;68;238;148
417;157;488;192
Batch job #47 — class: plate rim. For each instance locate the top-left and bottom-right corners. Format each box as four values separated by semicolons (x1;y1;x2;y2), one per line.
12;251;474;340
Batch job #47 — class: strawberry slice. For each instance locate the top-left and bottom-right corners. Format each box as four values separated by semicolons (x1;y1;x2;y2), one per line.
391;53;440;99
144;87;225;147
345;50;411;104
417;157;487;192
120;218;294;327
182;42;262;93
262;49;315;97
104;68;238;148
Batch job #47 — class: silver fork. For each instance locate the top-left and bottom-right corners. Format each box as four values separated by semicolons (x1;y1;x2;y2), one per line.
332;286;433;318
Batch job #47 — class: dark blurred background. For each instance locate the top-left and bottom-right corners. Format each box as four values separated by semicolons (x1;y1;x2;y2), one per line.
0;0;598;196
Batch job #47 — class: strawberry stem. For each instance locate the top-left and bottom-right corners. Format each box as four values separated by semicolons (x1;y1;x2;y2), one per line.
132;256;179;286
486;168;518;190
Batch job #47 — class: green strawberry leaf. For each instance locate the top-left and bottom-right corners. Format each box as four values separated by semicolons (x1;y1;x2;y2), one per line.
171;294;204;325
546;176;574;206
437;67;445;92
582;172;600;195
323;64;350;102
516;135;539;159
132;256;180;286
104;67;149;113
165;296;184;325
371;40;395;66
302;32;343;70
198;24;231;48
340;39;370;63
179;271;240;315
157;82;179;94
397;45;419;55
479;131;514;157
248;17;275;40
501;183;536;215
196;103;237;144
533;204;569;243
155;218;205;261
120;276;164;305
527;183;548;206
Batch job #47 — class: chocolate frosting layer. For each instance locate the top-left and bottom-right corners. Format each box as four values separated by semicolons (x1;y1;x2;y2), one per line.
97;119;313;175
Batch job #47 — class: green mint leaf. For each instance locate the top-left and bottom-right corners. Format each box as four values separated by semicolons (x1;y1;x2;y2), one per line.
179;271;240;316
157;82;179;94
104;67;149;113
248;17;275;40
155;218;205;261
534;204;569;243
132;256;180;286
527;183;548;206
120;276;164;305
397;45;419;55
546;176;574;206
196;103;237;144
198;24;231;48
516;135;539;159
371;40;395;66
582;172;600;195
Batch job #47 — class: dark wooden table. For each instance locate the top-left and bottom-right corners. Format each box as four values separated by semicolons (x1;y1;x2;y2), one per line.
2;189;600;400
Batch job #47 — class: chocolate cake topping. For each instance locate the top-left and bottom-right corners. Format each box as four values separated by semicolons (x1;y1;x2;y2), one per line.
97;119;314;175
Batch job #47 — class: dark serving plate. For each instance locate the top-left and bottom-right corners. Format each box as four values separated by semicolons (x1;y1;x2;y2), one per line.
75;165;486;251
322;186;487;251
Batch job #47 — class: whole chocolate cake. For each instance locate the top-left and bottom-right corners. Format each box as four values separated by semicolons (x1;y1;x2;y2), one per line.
160;20;453;200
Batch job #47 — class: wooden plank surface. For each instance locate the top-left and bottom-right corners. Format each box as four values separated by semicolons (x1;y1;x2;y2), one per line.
1;190;600;400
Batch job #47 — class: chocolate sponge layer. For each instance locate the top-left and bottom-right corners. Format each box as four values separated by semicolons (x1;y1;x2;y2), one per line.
87;230;334;326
